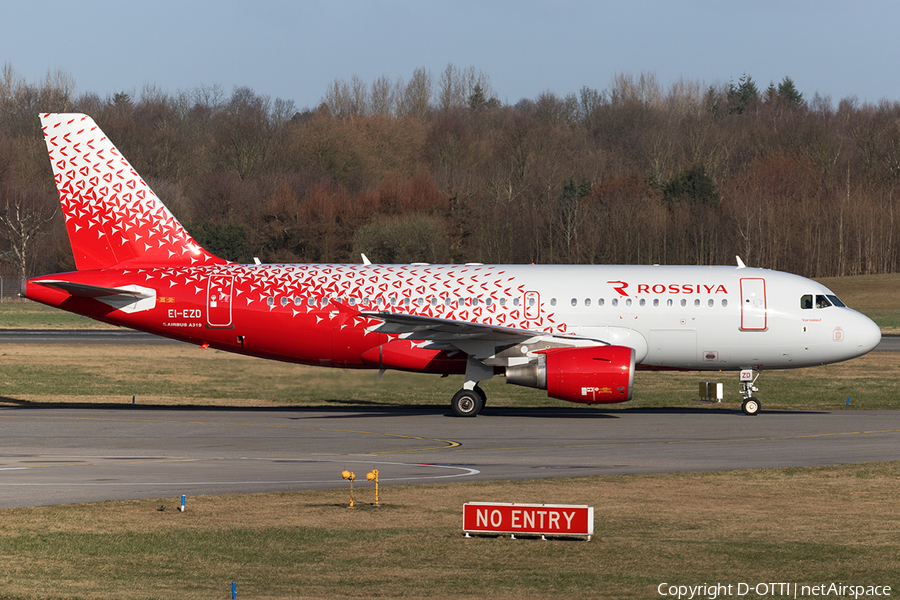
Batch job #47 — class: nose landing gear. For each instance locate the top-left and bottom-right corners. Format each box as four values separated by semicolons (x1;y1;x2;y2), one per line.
739;369;761;416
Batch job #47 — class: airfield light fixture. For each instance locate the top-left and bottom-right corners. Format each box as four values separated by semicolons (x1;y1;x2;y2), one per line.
366;469;380;506
342;470;356;507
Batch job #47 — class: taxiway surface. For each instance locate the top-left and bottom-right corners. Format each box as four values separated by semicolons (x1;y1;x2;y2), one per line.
2;406;899;508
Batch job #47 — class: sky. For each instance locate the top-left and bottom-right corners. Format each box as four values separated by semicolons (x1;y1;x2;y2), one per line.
2;0;899;111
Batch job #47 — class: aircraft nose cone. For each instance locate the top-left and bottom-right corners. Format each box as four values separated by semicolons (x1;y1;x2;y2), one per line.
855;312;882;354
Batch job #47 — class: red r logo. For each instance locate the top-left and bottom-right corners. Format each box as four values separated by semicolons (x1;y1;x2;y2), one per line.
607;280;629;296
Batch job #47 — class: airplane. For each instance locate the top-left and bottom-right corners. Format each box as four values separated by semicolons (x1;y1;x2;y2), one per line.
24;113;882;417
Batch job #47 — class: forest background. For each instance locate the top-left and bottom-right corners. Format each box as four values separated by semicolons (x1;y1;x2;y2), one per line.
1;63;898;281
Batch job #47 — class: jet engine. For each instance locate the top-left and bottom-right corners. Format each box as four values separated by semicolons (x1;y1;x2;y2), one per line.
505;345;635;404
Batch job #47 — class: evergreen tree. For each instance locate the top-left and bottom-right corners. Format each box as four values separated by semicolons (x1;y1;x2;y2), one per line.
727;74;759;114
776;76;804;108
662;165;718;207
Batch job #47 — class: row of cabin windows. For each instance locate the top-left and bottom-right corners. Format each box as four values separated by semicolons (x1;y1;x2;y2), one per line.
551;297;727;308
266;295;729;309
268;296;523;308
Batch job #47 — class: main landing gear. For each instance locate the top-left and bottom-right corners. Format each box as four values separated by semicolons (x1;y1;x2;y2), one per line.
451;385;486;417
451;356;492;417
739;369;761;416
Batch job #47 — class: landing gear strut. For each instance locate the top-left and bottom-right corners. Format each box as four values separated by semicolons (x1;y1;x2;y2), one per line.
739;369;761;416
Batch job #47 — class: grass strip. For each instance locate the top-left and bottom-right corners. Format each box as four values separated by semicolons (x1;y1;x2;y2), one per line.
0;344;897;412
0;463;898;599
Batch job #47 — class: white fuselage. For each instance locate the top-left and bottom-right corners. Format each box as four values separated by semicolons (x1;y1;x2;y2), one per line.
424;264;882;371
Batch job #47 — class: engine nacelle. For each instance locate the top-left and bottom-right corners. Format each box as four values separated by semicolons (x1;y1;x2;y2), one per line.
506;345;635;404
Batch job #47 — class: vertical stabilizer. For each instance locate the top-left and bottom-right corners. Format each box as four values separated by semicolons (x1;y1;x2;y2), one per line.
40;113;226;270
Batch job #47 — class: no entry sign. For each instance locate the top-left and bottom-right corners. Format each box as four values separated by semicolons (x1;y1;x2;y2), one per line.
463;502;594;540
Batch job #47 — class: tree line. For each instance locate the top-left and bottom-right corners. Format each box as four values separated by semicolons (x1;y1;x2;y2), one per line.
1;62;899;281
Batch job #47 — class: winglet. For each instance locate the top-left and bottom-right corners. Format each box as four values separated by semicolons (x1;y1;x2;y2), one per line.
361;253;372;266
736;256;746;269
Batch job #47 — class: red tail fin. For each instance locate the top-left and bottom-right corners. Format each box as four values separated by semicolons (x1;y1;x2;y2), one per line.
40;113;226;270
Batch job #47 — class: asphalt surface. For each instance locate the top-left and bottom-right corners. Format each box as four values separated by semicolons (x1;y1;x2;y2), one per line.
2;406;899;508
0;329;178;344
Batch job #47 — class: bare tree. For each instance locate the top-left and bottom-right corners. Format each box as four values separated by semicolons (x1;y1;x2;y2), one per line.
401;67;433;118
0;184;57;280
370;75;396;115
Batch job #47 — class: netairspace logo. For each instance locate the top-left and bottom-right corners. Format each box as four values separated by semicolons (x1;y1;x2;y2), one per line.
657;582;892;599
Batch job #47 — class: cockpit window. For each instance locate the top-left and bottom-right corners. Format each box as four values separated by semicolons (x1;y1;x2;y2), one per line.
816;294;832;309
827;294;846;307
801;294;813;309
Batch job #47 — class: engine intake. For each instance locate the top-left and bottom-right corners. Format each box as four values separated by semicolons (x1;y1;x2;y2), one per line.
506;345;635;404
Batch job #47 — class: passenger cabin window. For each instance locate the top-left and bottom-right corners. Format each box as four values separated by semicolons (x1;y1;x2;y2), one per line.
584;298;591;307
571;298;577;307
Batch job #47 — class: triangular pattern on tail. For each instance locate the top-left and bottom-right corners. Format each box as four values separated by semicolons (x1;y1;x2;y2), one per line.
40;113;226;270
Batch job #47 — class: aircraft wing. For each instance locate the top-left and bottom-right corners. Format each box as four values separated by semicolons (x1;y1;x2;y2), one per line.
360;311;541;343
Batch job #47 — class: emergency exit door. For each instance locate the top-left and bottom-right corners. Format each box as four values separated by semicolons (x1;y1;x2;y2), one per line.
740;278;767;331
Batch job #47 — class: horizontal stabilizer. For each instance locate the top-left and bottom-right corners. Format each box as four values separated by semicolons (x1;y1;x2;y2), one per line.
33;280;156;314
34;280;153;300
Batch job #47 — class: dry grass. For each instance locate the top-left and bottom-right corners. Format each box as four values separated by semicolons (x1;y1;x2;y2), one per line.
0;343;896;412
817;272;900;332
0;463;898;598
0;301;117;329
